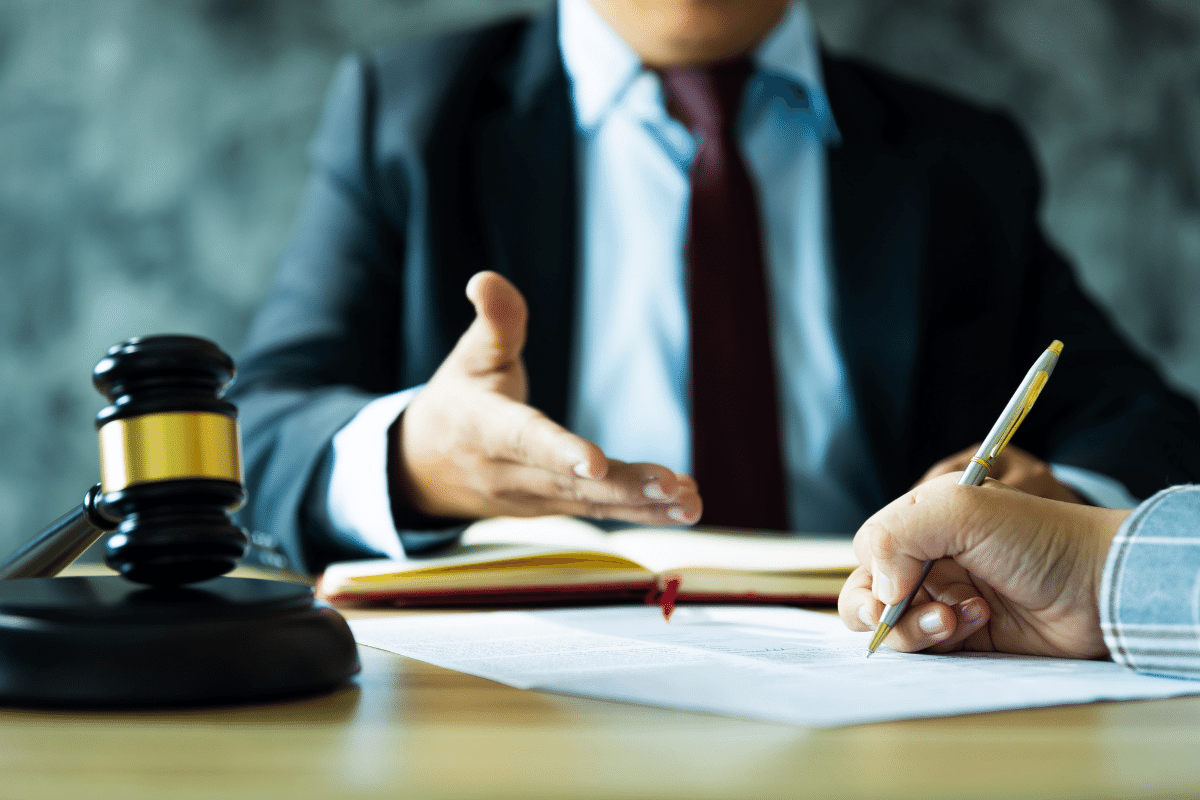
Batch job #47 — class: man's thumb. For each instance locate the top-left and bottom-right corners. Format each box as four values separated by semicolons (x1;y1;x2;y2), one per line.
454;271;528;377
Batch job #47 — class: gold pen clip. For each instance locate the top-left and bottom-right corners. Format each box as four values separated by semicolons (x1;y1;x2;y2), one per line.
986;340;1063;461
989;370;1049;460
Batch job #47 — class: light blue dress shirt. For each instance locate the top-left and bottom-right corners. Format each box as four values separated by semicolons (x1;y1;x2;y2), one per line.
322;0;1139;559
560;0;875;533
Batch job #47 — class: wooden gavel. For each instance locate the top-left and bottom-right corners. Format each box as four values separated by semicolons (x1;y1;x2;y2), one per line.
0;335;359;707
0;335;248;583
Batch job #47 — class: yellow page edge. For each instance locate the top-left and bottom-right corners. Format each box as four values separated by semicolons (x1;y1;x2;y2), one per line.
348;551;646;583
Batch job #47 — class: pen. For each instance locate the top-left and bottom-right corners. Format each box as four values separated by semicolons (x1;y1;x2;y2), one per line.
866;340;1064;657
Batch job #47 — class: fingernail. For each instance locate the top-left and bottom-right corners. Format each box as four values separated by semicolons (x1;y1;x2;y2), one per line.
667;507;693;524
918;610;945;635
643;480;670;501
960;600;984;624
875;573;895;603
858;605;874;628
573;462;591;478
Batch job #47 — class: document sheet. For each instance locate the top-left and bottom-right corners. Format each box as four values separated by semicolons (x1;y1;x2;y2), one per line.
350;605;1200;727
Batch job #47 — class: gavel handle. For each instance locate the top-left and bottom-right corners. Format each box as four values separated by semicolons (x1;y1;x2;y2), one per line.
0;484;118;580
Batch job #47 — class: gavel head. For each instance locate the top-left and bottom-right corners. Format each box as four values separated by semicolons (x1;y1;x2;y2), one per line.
92;335;248;586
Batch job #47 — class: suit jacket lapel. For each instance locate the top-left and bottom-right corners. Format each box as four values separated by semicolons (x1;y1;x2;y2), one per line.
474;6;578;427
823;52;931;500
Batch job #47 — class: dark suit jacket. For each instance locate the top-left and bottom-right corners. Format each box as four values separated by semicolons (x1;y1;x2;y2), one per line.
229;6;1200;575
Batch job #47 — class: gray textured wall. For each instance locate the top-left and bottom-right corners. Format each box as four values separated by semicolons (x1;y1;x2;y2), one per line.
1;0;1197;557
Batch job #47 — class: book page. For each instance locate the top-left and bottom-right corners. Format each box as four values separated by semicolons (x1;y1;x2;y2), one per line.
351;605;1200;728
458;515;620;549
464;517;857;574
603;528;855;574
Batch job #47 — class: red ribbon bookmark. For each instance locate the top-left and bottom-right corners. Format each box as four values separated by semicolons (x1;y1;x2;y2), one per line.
657;576;682;622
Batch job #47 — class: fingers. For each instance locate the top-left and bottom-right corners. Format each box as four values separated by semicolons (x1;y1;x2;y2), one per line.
840;564;934;633
478;460;702;525
840;563;991;654
922;596;990;653
839;566;882;631
890;573;991;653
455;271;529;377
858;515;932;608
878;596;991;654
401;378;702;521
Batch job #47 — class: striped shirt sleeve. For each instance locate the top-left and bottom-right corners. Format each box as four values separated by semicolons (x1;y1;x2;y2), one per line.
1100;485;1200;679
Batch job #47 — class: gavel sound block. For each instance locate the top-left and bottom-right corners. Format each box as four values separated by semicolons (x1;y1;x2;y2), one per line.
0;336;359;706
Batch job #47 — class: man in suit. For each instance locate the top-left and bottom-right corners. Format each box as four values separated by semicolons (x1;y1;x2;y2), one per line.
230;0;1200;575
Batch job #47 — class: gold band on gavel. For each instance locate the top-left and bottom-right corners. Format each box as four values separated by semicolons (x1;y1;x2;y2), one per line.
98;412;243;493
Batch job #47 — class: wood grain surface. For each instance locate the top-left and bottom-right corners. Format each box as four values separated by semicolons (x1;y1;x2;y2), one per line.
1;568;1197;799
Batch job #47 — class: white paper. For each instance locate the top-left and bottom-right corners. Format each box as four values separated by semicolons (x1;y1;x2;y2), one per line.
349;605;1200;727
458;515;857;573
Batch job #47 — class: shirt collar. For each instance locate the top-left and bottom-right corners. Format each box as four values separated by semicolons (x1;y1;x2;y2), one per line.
558;0;643;130
753;2;822;99
558;0;836;139
750;2;839;143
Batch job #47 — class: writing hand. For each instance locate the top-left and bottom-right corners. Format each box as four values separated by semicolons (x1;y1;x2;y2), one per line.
839;473;1130;658
395;271;701;525
917;443;1085;503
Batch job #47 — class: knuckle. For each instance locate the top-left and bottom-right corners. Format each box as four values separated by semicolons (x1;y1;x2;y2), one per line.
549;472;576;498
546;472;590;504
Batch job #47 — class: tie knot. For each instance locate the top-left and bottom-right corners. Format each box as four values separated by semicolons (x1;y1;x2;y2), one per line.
659;58;753;138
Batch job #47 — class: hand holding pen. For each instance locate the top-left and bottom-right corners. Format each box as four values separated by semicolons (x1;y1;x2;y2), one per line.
860;341;1066;656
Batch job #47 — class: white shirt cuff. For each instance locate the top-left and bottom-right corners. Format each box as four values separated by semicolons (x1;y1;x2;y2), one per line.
1050;463;1141;509
326;386;424;560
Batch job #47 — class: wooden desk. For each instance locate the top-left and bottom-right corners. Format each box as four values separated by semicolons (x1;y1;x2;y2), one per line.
2;578;1199;799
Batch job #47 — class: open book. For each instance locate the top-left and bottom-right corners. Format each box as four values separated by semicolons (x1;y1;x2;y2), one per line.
317;516;857;614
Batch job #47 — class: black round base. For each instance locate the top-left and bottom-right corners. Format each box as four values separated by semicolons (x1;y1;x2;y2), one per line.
0;576;360;707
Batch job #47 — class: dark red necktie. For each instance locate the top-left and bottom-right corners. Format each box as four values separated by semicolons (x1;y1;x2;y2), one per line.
660;60;789;531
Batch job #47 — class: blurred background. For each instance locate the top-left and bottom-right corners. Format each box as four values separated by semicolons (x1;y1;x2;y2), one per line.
0;0;1197;557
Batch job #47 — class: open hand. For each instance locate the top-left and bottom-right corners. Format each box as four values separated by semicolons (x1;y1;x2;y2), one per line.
839;473;1130;658
395;271;701;525
916;443;1085;503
